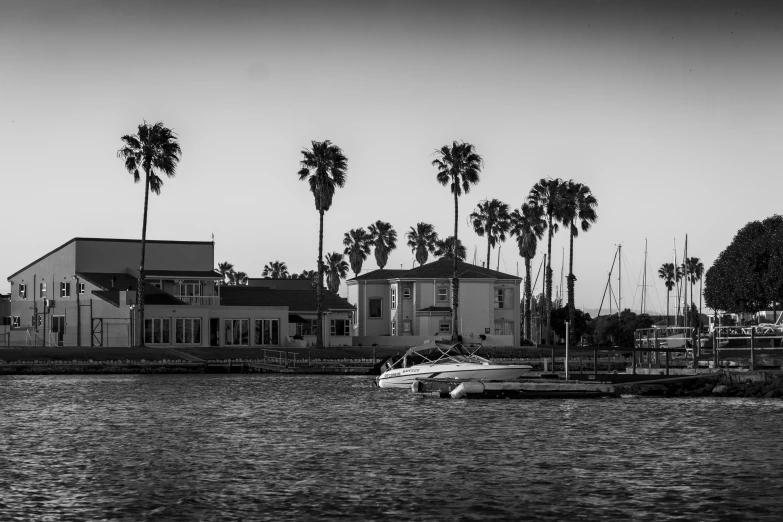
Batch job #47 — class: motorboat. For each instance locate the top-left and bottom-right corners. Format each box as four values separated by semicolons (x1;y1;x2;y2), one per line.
376;339;533;389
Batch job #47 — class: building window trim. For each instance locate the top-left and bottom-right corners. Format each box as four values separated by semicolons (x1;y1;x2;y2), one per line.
60;281;71;298
437;287;448;303
391;287;397;309
254;318;280;346
19;284;27;299
175;318;202;345
225;318;249;346
368;297;383;319
330;318;350;337
403;287;411;298
145;318;171;344
439;319;451;333
12;316;20;328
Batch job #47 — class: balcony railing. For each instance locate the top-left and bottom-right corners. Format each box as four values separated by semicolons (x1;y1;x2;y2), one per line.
176;295;221;306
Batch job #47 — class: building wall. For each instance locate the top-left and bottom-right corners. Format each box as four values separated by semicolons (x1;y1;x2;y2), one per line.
76;240;214;273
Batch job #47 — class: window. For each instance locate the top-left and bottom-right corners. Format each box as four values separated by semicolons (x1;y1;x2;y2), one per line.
184;283;201;296
175;318;202;344
144;318;171;344
391;321;396;336
369;298;383;318
40;282;46;297
437;287;448;303
36;315;43;328
391;287;397;309
495;288;504;309
439;320;451;333
302;319;317;336
60;281;71;298
331;319;350;336
255;319;279;345
403;287;411;298
18;284;26;299
225;319;249;346
2;316;10;326
12;316;20;328
494;321;512;335
79;283;85;295
495;288;512;309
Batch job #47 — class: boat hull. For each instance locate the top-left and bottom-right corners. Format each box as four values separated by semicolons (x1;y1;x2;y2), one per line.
377;364;534;389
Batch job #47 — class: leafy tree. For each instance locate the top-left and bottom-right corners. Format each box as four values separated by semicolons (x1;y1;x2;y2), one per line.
406;223;439;266
118;121;181;346
434;236;466;260
297;140;348;348
343;228;372;276
590;310;653;347
262;261;289;279
470;198;511;270
217;261;234;286
550;306;592;344
559;181;598;324
432;141;483;337
509;202;546;340
324;252;349;293
368;220;398;269
657;262;681;327
527;177;567;345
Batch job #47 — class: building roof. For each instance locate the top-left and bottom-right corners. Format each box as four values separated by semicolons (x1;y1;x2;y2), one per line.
219;287;355;311
143;269;223;279
78;272;185;307
348;258;521;282
7;237;214;280
417;306;452;313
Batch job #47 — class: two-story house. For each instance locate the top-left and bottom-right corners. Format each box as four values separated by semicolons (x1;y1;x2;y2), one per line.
4;237;354;348
346;258;522;346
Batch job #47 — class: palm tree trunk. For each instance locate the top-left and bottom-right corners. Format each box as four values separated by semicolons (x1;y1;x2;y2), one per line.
524;257;532;340
316;207;325;349
453;189;459;339
666;288;670;328
567;224;575;324
486;238;491;270
545;216;553;345
137;173;150;347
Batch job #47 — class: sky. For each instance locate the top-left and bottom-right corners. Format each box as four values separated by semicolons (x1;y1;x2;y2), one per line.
2;0;782;316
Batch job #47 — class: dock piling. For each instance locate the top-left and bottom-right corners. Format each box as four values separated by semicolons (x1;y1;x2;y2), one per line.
750;328;756;371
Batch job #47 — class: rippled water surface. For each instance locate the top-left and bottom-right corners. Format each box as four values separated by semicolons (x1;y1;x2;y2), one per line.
2;375;783;521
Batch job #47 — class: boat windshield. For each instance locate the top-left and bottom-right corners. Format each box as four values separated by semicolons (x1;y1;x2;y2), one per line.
386;340;487;370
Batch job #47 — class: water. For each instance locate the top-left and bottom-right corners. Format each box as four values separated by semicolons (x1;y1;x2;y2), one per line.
2;375;783;521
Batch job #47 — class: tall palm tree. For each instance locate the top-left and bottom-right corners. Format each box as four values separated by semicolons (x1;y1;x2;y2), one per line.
368;220;398;269
432;141;483;338
298;140;348;349
344;228;372;277
217;261;234;286
470;199;511;270
684;257;704;330
434;236;467;260
527;177;567;345
324;252;350;294
262;261;289;279
510;202;546;341
658;262;682;327
406;222;439;266
118;121;182;347
559;181;598;324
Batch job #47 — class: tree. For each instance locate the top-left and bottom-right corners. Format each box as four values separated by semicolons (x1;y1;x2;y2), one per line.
683;257;704;331
118;121;182;346
510;202;546;340
559;181;598;324
229;271;248;285
292;269;319;288
368;220;398;269
432;141;483;338
590;310;654;348
527;177;567;345
470;198;511;270
434;236;467;260
406;222;439;266
217;261;234;286
298;140;348;349
550;306;592;344
324;252;349;294
657;263;681;327
344;228;372;276
262;261;289;279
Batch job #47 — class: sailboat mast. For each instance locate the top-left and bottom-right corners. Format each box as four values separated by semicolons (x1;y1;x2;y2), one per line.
618;244;622;316
642;238;647;315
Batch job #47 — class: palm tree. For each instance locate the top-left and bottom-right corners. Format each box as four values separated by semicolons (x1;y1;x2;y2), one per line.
559;181;598;324
510;202;546;341
230;270;248;286
217;261;234;286
432;141;483;338
470;199;511;270
118;121;182;346
527;177;567;345
658;262;682;327
434;236;467;260
298;140;348;349
406;223;439;266
262;261;289;279
368;220;398;269
684;257;704;330
343;228;372;277
324;252;350;294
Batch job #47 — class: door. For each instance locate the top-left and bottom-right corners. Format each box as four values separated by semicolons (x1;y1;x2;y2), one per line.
210;318;220;346
52;316;65;346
